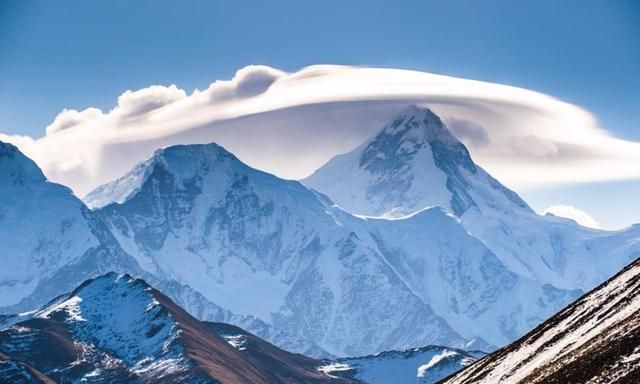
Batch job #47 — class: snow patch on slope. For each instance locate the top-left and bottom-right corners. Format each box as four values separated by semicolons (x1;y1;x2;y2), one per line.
35;273;189;377
338;346;482;384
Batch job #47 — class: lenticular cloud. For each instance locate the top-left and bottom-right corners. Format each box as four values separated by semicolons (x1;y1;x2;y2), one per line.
1;64;639;196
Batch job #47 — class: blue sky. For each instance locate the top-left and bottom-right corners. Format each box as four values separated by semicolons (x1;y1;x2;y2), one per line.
1;0;639;228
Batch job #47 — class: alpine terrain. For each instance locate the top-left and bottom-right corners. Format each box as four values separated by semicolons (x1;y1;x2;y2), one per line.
0;352;54;384
442;256;640;384
0;141;311;356
325;346;485;384
0;272;358;383
1;105;638;362
83;138;599;357
0;142;141;312
304;105;639;294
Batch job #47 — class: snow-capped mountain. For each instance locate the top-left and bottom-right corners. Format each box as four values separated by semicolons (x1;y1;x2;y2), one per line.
326;346;485;384
0;141;142;312
0;273;358;383
84;144;465;356
0;141;310;358
304;105;530;219
304;105;639;291
82;142;587;357
2;105;638;364
442;256;640;384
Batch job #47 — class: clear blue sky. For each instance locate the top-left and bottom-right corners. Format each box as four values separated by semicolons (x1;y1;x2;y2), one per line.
1;0;639;227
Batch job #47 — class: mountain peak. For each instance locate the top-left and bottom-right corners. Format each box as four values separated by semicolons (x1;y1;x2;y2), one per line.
0;140;18;154
151;142;244;178
305;105;530;217
84;142;247;209
65;271;140;297
376;105;459;146
0;140;47;186
393;104;439;120
154;142;234;162
359;104;475;176
150;142;245;180
36;272;151;322
0;141;128;312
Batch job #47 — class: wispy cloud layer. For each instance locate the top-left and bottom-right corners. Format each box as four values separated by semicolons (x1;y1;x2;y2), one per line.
1;65;639;196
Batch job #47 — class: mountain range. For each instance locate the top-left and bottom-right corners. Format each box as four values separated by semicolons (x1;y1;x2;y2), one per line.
304;105;638;293
2;261;638;383
0;272;490;384
0;272;358;383
1;105;638;366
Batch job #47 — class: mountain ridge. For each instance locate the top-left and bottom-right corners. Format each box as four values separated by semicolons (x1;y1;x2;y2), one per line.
2;105;638;360
78;131;589;356
0;272;358;383
304;105;639;291
0;141;144;311
441;256;640;384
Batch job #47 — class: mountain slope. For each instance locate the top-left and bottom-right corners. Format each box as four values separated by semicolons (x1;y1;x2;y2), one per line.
82;143;585;357
84;144;468;355
442;256;640;384
0;141;142;313
304;105;639;292
208;322;357;383
0;273;358;384
0;142;290;357
0;352;55;384
327;346;485;384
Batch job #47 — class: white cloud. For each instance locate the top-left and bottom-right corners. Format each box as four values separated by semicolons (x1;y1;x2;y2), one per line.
115;84;186;118
45;107;104;135
1;64;640;197
207;64;285;101
543;205;601;229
